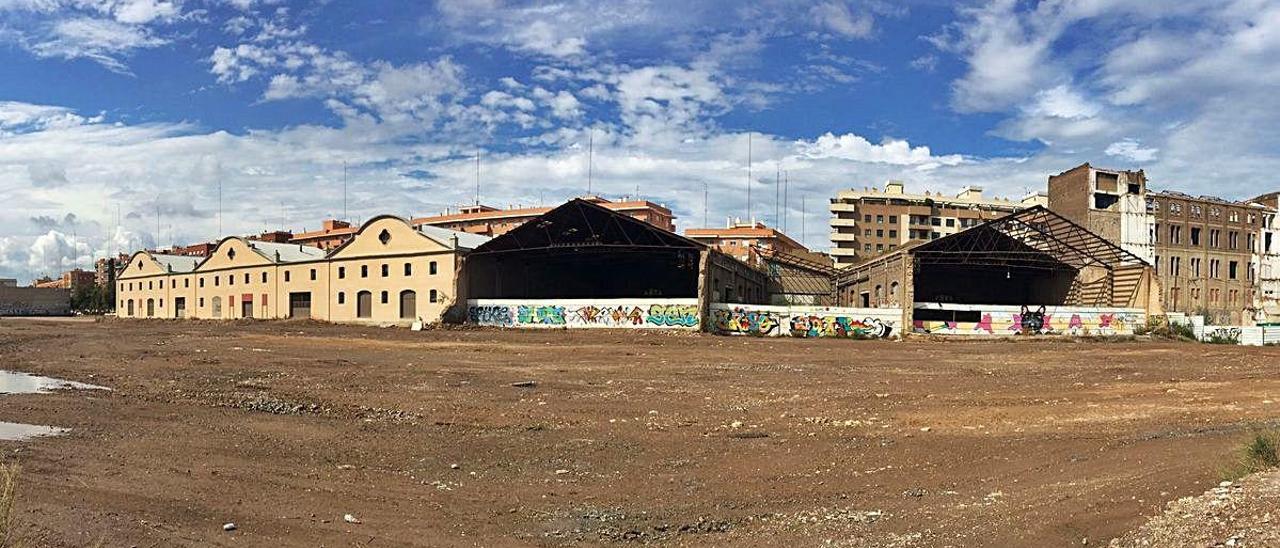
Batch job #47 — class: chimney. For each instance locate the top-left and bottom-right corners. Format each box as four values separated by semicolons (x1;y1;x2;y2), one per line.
884;180;905;194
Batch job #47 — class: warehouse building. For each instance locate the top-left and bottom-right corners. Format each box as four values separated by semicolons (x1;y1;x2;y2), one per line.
116;216;486;326
835;206;1160;335
464;199;766;329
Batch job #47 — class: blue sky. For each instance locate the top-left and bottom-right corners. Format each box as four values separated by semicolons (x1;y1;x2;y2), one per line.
1;0;1278;281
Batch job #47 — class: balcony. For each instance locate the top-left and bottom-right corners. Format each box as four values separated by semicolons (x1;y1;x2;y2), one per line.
830;231;858;241
830;217;858;227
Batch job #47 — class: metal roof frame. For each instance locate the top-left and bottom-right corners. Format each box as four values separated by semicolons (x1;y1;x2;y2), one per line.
468;198;703;255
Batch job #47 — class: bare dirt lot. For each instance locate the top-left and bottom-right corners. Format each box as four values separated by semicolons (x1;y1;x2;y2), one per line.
1;318;1278;547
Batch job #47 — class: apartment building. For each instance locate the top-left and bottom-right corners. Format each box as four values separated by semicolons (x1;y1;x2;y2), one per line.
1047;162;1269;324
34;269;96;290
829;181;1045;267
684;220;808;267
117;215;488;326
412;196;676;237
290;219;357;251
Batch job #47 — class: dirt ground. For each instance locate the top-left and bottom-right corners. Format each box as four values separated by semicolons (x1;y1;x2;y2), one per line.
1;318;1278;547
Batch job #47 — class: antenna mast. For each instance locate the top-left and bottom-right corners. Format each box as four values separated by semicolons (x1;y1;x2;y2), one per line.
475;148;481;206
774;164;780;228
746;132;752;221
783;171;789;232
343;160;349;221
587;130;594;196
703;181;709;227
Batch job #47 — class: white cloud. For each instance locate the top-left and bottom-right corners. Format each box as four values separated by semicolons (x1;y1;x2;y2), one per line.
798;132;964;168
26;16;167;72
809;1;874;39
1105;139;1158;163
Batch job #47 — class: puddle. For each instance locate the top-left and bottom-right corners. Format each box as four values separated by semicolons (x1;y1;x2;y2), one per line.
0;370;108;441
0;422;67;441
0;370;109;395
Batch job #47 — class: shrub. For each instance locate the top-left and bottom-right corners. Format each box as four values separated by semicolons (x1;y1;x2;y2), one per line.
1205;330;1241;345
1221;429;1280;482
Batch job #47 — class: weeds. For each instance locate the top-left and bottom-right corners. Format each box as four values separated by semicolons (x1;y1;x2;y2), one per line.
1205;330;1241;345
0;460;19;547
1220;429;1280;482
1144;318;1198;342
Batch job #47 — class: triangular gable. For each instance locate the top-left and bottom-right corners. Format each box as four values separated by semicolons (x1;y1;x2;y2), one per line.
327;215;450;259
469;198;702;255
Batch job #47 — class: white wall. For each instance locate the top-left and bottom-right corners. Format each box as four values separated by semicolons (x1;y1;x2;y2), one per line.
466;299;700;329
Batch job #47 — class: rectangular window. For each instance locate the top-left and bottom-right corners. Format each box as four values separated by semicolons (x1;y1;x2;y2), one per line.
199;297;204;307
380;290;389;304
361;265;368;278
381;264;389;277
337;292;345;304
429;261;438;275
931;218;941;226
875;215;884;223
429;289;437;303
285;271;291;282
245;273;250;284
1190;227;1200;246
310;268;317;281
214;277;219;287
338;266;346;279
228;275;233;286
184;279;189;288
404;263;412;276
1229;261;1239;280
261;272;267;283
888;215;897;224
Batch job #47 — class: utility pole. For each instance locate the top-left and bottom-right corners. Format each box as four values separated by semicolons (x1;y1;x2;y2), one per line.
746;132;752;222
801;194;807;248
703;181;709;228
343;160;349;221
587;130;594;196
775;164;780;229
783;171;789;233
475;148;481;206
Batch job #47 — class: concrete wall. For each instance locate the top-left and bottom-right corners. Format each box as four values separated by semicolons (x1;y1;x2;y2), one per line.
466;298;701;329
912;303;1144;336
709;303;900;338
0;286;71;316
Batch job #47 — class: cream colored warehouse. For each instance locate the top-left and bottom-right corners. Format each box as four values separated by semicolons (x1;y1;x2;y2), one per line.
116;216;488;325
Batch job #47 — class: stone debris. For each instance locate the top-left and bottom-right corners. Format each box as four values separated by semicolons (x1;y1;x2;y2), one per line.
222;522;236;531
1111;469;1280;547
344;513;361;524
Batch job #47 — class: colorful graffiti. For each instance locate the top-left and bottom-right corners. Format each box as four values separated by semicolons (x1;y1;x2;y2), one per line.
647;304;699;327
468;305;513;326
712;307;782;335
467;300;701;329
516;305;567;325
788;315;893;338
710;304;899;339
912;308;1141;336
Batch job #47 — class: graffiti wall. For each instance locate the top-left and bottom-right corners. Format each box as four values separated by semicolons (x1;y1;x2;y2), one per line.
709;303;900;339
911;304;1144;336
466;299;700;329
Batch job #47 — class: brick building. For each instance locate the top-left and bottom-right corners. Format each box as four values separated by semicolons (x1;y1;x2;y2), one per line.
1048;162;1269;324
684;220;808;267
34;269;96;291
829;181;1045;268
412;197;676;237
290;219;357;251
1249;191;1279;320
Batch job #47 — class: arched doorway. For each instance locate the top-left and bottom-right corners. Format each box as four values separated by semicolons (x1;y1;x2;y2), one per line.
146;298;155;317
212;296;222;318
356;291;372;318
399;290;416;320
127;299;134;316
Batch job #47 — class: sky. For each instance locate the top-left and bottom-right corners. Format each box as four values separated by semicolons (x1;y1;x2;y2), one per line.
1;0;1279;282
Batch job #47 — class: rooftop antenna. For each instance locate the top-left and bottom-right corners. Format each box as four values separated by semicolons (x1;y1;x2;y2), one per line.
343;160;349;221
72;228;77;270
587;130;594;196
217;175;223;237
475;148;481;206
746;132;752;221
775;164;780;229
783;171;789;233
801;193;807;248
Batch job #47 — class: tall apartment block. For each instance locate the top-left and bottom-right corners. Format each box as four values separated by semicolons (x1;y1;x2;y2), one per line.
413;196;675;237
1048;163;1272;324
828;181;1046;268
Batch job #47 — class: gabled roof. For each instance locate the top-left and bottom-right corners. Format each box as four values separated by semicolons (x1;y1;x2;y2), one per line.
468;198;702;255
417;224;490;250
838;205;1147;282
244;240;327;263
152;253;201;273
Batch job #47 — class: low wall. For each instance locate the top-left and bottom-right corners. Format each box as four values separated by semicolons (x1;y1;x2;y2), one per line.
1193;320;1280;346
465;299;700;329
912;303;1144;336
709;303;900;338
0;286;71;316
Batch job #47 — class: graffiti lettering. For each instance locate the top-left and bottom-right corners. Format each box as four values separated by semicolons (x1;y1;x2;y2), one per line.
647;304;699;327
788;315;892;338
712;307;780;335
468;305;513;326
517;305;566;325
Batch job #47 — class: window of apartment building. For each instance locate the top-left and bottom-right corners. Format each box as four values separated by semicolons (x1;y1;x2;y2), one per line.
1152;223;1160;243
1146;199;1160;212
1228;231;1238;250
1248;233;1256;252
1190;227;1200;246
1154;255;1160;274
148;281;152;290
160;280;164;289
931;232;941;239
184;279;189;288
864;244;872;252
1171;225;1181;244
214;276;219;287
1171;256;1181;276
1209;259;1219;278
863;214;872;222
876;244;884;251
1229;211;1239;222
1191;258;1201;277
945;218;955;227
381;264;389;277
199;297;204;307
1212;229;1221;248
361;265;368;278
888;215;897;224
404;263;412;276
338;266;346;279
888;230;897;238
1229;261;1238;279
864;229;872;237
876;229;884;238
875;215;884;223
1170;203;1182;215
931;218;941;226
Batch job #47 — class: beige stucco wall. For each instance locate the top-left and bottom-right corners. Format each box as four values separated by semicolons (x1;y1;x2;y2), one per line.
115;216;465;326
